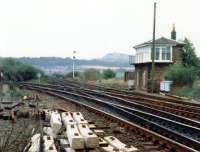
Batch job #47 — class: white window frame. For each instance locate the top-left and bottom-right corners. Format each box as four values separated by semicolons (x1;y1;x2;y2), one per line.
154;46;172;62
135;45;172;63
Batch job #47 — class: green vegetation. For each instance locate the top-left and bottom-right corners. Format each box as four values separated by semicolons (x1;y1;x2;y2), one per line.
7;87;24;97
171;80;200;98
52;73;65;79
0;84;24;97
65;71;81;78
165;38;200;98
64;69;116;82
0;58;43;82
96;79;128;90
102;69;116;79
182;38;200;67
165;64;197;86
83;69;101;81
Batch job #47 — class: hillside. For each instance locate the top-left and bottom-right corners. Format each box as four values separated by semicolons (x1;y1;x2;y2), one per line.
101;53;129;62
18;53;131;68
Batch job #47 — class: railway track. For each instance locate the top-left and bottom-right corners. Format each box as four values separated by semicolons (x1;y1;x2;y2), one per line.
19;82;200;152
48;79;200;121
51;78;200;106
27;81;200;122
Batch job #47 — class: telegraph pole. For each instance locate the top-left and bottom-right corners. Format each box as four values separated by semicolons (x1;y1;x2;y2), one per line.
151;2;156;92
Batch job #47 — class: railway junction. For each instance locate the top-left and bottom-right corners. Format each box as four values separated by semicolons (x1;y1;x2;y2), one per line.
1;78;198;152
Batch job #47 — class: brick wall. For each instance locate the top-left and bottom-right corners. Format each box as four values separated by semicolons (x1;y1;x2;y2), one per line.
172;46;183;64
135;63;170;90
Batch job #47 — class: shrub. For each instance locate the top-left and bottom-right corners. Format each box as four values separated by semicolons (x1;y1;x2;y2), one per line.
102;69;116;79
83;69;100;81
0;58;42;82
165;64;197;86
52;73;64;79
65;71;81;78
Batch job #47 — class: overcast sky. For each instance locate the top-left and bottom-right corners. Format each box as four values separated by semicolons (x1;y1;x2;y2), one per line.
0;0;199;59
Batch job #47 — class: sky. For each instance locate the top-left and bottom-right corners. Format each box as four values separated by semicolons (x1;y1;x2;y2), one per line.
0;0;199;59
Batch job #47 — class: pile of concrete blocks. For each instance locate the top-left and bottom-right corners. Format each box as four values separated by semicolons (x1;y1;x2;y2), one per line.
28;134;40;152
93;129;105;136
42;110;62;138
43;127;56;138
43;109;53;121
104;136;138;152
50;111;62;134
40;110;138;152
59;139;70;147
59;139;76;152
43;135;57;152
78;124;99;148
61;112;76;127
73;112;99;148
63;148;76;152
101;144;118;152
62;112;99;149
66;124;85;149
72;112;88;124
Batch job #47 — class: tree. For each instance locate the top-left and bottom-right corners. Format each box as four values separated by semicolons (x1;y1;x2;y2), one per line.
165;64;197;86
83;69;100;81
65;71;81;78
182;38;200;67
52;73;64;79
0;58;42;81
102;69;116;79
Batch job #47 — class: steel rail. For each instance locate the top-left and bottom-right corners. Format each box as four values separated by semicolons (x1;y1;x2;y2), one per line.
56;81;200;120
21;82;200;128
19;83;200;151
49;78;200;107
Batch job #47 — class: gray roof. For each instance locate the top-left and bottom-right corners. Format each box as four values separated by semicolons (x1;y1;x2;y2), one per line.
133;37;185;48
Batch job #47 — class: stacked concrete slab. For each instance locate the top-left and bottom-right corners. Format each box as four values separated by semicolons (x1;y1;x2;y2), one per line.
43;127;56;138
66;124;85;149
101;144;118;152
43;109;53;121
63;148;76;152
59;139;70;147
28;134;40;152
43;135;57;152
50;111;62;134
104;136;138;152
61;112;76;127
78;124;99;148
72;112;88;124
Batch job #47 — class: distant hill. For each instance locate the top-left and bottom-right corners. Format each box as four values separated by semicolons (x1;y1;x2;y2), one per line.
101;53;129;62
16;53;133;74
18;53;131;68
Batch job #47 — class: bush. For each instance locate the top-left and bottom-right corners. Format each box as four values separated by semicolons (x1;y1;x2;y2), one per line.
65;71;81;78
165;64;197;86
83;69;100;81
0;58;42;82
102;69;116;79
52;73;64;79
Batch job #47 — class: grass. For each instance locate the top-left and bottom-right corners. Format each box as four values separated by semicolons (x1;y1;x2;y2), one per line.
171;80;200;99
27;76;49;84
95;78;128;90
0;84;24;97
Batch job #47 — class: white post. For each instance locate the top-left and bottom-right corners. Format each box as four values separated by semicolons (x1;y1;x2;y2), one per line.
72;58;75;79
37;73;41;84
72;51;76;79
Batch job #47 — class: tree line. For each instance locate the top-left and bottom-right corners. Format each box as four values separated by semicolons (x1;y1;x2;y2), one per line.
53;69;116;81
0;58;42;82
165;38;200;86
